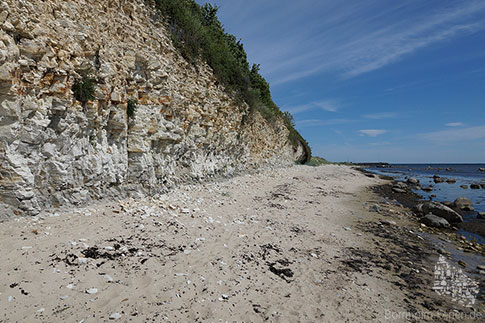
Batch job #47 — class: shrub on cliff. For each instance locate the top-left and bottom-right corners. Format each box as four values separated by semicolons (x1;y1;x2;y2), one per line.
72;70;96;106
150;0;311;161
127;98;138;118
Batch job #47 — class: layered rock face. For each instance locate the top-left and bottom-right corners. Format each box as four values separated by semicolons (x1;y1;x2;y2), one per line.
0;0;307;215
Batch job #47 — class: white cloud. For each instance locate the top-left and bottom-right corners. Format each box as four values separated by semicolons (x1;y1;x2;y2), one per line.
420;126;485;143
285;104;314;114
359;129;387;137
314;100;339;112
285;100;339;115
342;22;483;78
445;122;464;127
225;0;485;85
363;112;397;120
296;118;353;127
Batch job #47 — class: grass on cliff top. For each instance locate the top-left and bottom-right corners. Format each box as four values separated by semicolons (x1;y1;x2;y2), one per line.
147;0;311;162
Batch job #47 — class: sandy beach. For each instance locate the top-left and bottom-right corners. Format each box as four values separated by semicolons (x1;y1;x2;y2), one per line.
0;165;480;322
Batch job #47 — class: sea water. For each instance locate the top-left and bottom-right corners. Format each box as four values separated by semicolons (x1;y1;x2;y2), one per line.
365;163;485;242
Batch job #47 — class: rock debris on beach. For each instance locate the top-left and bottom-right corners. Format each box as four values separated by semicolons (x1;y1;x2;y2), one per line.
0;165;482;322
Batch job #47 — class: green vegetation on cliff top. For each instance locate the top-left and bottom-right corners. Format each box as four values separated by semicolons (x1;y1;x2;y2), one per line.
147;0;311;162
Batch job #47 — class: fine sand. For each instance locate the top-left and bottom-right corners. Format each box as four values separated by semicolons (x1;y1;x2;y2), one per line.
0;165;478;322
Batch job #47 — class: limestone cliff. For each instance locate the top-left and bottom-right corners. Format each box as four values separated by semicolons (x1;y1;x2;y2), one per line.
0;0;308;216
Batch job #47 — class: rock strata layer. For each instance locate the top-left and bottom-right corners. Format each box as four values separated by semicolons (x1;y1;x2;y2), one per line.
0;0;307;216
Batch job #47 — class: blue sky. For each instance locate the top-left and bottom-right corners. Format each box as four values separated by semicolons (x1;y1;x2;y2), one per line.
195;0;485;163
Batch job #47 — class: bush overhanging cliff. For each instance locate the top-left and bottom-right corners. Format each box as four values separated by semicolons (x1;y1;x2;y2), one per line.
148;0;311;161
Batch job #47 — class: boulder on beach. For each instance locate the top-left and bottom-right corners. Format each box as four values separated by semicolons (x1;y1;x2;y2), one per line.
453;197;474;211
441;201;453;207
478;212;485;220
460;185;468;189
393;182;407;189
446;178;456;184
407;177;419;184
420;201;463;223
422;186;433;192
470;184;480;189
420;214;450;228
392;182;407;193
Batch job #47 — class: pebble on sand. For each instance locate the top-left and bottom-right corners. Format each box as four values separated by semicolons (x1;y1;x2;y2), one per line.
109;313;121;320
77;257;88;265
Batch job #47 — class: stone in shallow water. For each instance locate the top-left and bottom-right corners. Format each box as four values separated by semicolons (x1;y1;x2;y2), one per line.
453;197;474;211
407;177;419;184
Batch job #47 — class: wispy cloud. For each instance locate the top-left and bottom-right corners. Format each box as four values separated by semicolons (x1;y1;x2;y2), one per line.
215;1;485;85
420;126;485;143
315;100;339;112
285;99;339;115
342;22;483;78
363;112;397;119
368;141;393;146
359;129;387;137
445;122;464;127
296;118;353;127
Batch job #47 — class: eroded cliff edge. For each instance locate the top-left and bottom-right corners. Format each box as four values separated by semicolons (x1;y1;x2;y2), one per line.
0;0;309;216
